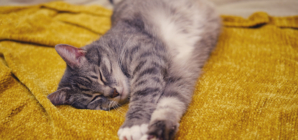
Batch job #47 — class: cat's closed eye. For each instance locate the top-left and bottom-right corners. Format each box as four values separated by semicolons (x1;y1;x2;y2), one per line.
90;94;103;102
90;75;98;79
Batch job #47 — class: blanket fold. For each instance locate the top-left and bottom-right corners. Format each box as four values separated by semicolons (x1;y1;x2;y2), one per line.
0;2;297;139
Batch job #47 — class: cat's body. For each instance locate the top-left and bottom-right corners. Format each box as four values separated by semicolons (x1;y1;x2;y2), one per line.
48;0;221;139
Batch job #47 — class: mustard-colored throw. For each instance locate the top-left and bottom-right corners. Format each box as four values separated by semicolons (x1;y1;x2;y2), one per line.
0;2;297;139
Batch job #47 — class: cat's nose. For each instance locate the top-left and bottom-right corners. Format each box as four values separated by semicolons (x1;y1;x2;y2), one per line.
110;88;120;98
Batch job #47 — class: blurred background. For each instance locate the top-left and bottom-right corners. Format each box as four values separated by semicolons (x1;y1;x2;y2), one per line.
0;0;297;17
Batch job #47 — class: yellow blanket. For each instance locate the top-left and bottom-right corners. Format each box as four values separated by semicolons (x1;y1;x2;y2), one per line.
0;2;297;139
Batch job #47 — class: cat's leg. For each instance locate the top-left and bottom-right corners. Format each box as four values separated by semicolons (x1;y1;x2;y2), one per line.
117;95;156;140
144;74;197;140
118;52;167;140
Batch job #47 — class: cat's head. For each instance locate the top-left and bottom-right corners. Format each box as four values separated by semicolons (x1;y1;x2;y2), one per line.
47;44;129;110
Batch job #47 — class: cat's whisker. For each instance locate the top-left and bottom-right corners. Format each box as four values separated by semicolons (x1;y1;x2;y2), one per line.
110;101;123;116
110;101;115;111
114;109;123;116
111;102;119;111
108;101;112;111
110;101;117;110
112;101;123;115
114;103;126;117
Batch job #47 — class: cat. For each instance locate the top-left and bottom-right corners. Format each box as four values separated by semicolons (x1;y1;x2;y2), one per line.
47;0;221;139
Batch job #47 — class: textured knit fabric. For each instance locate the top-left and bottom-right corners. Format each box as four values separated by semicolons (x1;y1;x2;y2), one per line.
0;2;297;139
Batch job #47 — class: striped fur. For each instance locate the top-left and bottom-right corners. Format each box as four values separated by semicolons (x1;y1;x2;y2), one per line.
48;0;221;139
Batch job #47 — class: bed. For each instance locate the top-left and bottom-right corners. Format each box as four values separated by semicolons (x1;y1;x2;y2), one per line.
0;1;297;139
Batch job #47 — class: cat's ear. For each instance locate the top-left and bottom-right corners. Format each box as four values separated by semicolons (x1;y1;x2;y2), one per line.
55;44;86;69
47;87;71;105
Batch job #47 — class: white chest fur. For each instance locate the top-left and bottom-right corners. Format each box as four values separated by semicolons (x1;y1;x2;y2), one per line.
148;2;205;64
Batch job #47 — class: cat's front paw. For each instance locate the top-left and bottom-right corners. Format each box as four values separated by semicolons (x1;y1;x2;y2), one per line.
146;120;179;140
118;124;148;140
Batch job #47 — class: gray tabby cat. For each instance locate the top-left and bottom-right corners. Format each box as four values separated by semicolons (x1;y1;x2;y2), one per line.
47;0;221;139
